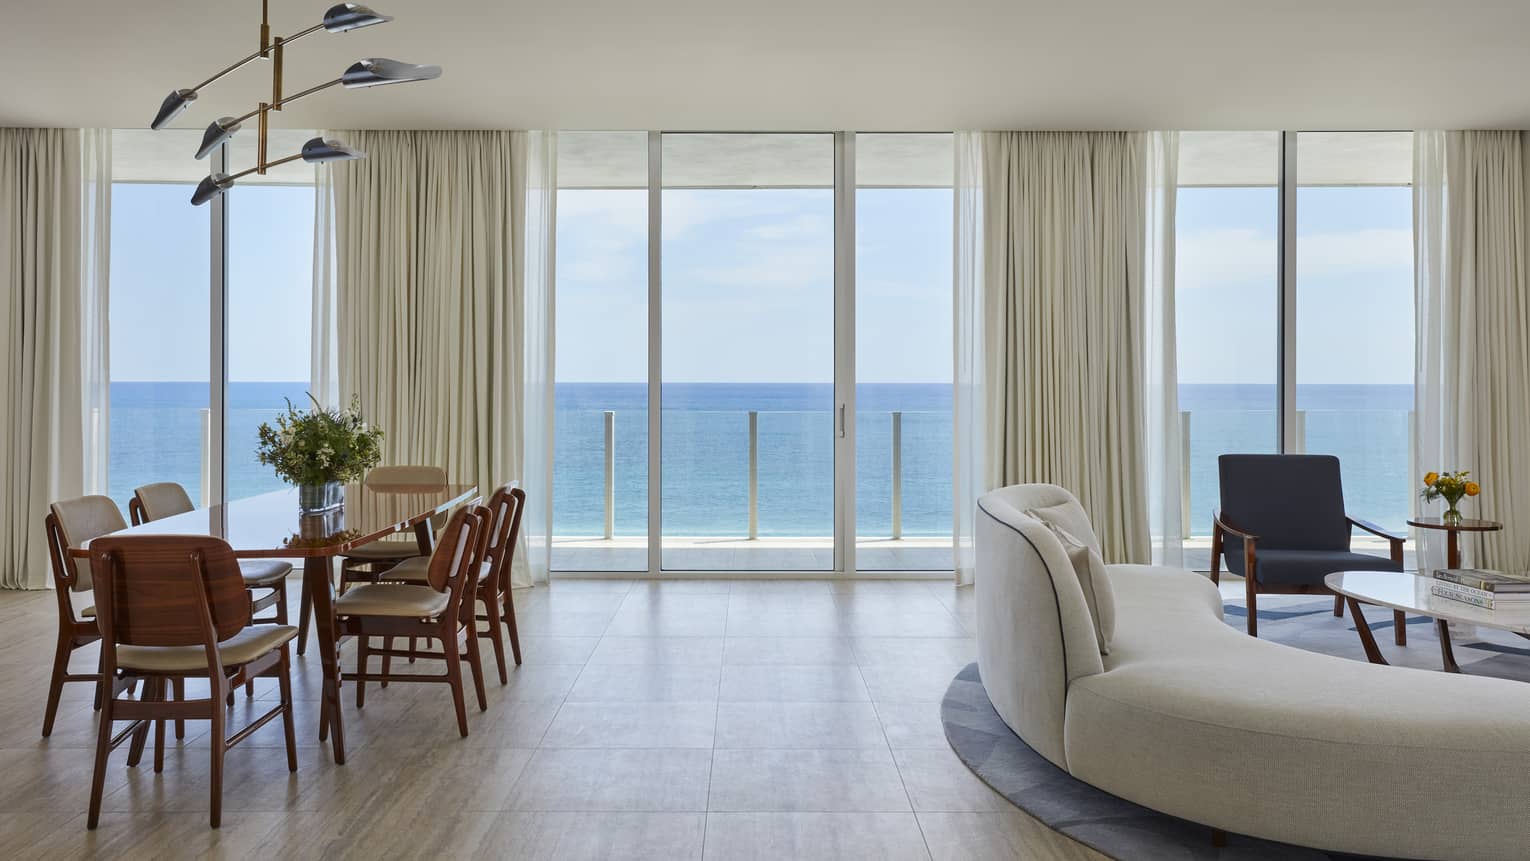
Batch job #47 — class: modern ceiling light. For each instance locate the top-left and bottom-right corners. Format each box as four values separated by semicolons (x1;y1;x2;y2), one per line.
192;136;364;205
153;0;439;199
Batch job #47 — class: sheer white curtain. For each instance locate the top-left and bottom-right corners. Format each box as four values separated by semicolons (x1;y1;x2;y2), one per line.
952;132;985;585
1413;130;1530;573
310;152;339;408
1141;132;1183;565
327;129;556;587
0;128;110;589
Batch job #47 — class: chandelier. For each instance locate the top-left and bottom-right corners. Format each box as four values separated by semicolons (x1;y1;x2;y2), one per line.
150;2;441;205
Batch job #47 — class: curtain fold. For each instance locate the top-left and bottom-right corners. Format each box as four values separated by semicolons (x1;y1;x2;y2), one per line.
330;129;555;587
1;128;109;589
952;131;1165;578
1141;132;1183;565
311;152;339;408
1414;130;1530;573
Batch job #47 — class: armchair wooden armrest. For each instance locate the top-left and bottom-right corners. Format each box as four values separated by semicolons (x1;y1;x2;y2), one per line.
1212;510;1258;542
1208;510;1258;588
1347;514;1406;564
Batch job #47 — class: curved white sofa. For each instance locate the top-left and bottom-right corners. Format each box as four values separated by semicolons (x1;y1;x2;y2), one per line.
975;483;1530;861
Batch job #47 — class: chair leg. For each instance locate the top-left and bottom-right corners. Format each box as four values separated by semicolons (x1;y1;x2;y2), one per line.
42;635;72;737
275;578;290;626
126;684;152;767
481;597;508;685
86;677;116;830
297;573;312;657
443;636;470;738
278;646;298;773
464;621;488;713
172;677;185;739
209;681;227;829
1334;595;1345;617
1394;610;1407;646
503;590;522;666
1244;576;1258;638
150;678;167;774
355;636;369;709
380;637;392;688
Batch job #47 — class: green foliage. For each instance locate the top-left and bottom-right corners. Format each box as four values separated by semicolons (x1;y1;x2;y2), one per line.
1420;469;1477;506
255;395;383;486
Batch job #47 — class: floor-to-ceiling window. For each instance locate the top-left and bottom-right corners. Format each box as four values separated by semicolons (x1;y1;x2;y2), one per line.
107;130;211;508
1175;131;1415;566
226;130;317;501
854;134;954;571
552;132;650;571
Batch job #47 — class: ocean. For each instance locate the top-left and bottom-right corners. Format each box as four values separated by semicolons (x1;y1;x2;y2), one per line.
106;381;1416;539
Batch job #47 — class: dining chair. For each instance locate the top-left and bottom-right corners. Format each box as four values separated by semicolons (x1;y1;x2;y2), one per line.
381;484;525;682
1211;454;1406;638
336;504;490;737
131;482;292;626
42;495;137;737
337;464;451;587
85;533;299;830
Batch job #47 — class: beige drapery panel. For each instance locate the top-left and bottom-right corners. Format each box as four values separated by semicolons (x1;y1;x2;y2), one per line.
1413;130;1530;572
331;130;555;586
956;132;1154;573
1;129;110;589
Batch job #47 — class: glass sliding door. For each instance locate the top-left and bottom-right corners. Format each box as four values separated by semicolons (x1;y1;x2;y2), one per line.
854;133;954;571
225;131;318;501
1295;132;1415;534
1175;132;1282;551
660;133;835;571
552;132;650;571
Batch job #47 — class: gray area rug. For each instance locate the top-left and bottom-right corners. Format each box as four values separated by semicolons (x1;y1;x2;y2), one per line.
942;597;1530;860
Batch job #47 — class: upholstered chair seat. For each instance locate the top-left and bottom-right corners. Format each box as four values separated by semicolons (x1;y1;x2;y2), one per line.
237;558;293;587
1224;548;1403;586
117;626;298;673
340;539;423;561
382;555;492;584
334;583;452;618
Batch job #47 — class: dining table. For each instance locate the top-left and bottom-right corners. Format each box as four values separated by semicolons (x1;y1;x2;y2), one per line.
73;482;478;765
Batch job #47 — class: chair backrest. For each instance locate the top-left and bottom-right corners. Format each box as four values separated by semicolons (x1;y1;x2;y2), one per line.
48;495;128;593
131;481;195;524
482;484;526;594
1218;454;1349;551
974;484;1106;771
422;503;485;603
88;534;249;650
364;465;448;489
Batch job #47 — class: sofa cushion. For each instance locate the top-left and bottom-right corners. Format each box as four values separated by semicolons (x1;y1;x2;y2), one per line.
1028;512;1114;654
1223;547;1401;585
1025;500;1102;557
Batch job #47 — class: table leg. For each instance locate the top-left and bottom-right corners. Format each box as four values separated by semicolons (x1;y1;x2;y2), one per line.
296;572;313;657
413;520;434;556
304;556;346;764
1437;619;1462;673
1346;597;1389;665
1446;530;1460;570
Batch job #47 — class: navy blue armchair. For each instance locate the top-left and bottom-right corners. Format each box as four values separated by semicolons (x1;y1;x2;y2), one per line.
1211;454;1406;638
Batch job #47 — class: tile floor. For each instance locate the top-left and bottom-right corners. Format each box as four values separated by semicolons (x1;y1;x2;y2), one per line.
0;578;1105;860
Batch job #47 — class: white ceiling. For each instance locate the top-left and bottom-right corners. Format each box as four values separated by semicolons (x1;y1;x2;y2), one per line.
7;1;1527;132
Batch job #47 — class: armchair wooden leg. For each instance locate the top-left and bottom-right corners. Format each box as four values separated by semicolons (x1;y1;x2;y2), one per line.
1394;610;1407;646
1244;575;1258;638
1208;526;1223;586
1333;595;1345;617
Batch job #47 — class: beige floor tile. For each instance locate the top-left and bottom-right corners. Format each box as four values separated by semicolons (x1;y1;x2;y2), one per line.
508;749;712;811
543;701;717;748
718;665;870;703
702;812;931;861
707;749;910;812
713;702;885;749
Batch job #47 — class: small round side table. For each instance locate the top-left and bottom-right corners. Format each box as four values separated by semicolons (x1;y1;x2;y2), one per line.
1406;516;1503;570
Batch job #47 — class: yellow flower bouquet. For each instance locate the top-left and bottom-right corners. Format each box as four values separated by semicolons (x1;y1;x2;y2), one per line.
1421;469;1479;525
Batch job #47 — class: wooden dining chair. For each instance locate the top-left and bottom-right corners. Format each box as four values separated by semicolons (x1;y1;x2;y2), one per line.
337;464;450;587
131;482;293;626
85;534;299;830
42;496;136;737
380;484;525;682
336;504;490;737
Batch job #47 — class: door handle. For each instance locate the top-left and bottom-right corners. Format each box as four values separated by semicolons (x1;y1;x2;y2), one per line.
838;404;846;438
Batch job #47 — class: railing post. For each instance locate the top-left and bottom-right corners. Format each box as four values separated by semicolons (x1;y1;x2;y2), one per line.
748;410;759;540
199;407;212;507
891;411;903;540
603;410;615;540
1180;410;1191;540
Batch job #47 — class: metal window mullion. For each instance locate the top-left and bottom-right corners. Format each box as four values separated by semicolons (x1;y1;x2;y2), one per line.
1278;131;1299;454
209;146;229;505
833;132;856;576
647;131;663;576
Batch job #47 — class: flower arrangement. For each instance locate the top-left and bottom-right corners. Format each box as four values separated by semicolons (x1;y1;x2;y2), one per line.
256;396;383;511
1421;469;1480;525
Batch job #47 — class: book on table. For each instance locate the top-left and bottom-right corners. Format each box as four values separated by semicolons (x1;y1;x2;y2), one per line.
1430;569;1530;609
1430;583;1497;609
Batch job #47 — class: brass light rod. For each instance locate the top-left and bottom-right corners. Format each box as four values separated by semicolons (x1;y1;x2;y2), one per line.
229;77;344;126
228;151;306;182
189;22;325;93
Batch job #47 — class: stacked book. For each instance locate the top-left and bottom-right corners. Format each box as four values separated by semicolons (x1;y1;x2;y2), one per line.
1430;569;1530;610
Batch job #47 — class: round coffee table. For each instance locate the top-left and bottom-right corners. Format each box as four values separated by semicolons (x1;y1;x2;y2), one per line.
1406;516;1503;569
1326;570;1530;673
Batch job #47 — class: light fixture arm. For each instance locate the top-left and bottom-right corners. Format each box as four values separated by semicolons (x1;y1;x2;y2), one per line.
229;77;344;127
188;22;326;95
228;151;306;183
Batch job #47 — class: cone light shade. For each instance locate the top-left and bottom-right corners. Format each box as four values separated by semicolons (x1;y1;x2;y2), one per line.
323;3;393;32
301;136;365;162
341;57;442;88
191;173;234;206
195;117;243;159
151;89;197;130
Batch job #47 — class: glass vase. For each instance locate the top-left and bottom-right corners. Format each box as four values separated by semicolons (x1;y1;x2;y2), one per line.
1442;502;1463;526
297;480;343;514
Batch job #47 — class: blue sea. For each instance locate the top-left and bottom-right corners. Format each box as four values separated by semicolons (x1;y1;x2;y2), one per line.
107;381;1415;539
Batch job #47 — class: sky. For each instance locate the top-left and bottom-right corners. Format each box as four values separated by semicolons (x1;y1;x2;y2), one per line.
110;161;1412;390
